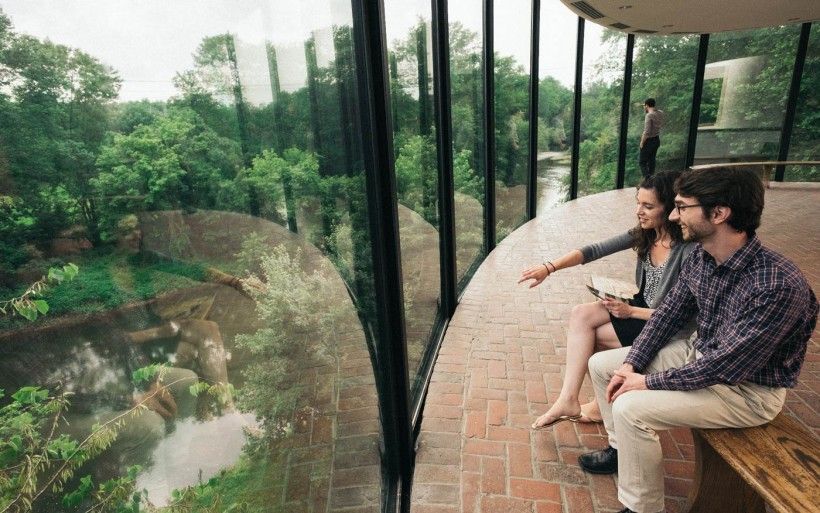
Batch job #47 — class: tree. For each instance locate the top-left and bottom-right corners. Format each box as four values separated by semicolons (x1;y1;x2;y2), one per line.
394;135;438;224
493;54;530;187
0;9;121;250
109;100;167;135
538;76;573;151
92;108;243;239
237;148;323;226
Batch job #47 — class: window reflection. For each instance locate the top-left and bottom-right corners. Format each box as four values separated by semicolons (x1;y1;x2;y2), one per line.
694;26;800;165
577;26;627;197
494;0;532;241
625;34;698;187
383;1;442;393
536;2;576;211
449;1;485;286
0;1;381;511
786;26;819;182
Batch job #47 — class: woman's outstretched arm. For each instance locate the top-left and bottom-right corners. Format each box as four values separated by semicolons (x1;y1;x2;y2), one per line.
518;249;584;288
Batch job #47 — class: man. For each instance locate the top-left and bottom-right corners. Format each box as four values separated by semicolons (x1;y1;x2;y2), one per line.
578;166;818;513
639;98;663;177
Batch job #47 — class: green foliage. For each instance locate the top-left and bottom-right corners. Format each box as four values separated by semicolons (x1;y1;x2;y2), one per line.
1;7;816;511
237;148;322;221
234;246;340;440
0;11;120;247
453;149;483;202
154;452;276;513
494;54;530;188
538;77;573;151
92;107;244;239
9;387;49;406
110;101;168;135
0;383;144;513
0;357;244;512
394;135;438;224
131;364;166;385
785;28;820;182
0;198;38;273
0;252;205;330
0;263;78;321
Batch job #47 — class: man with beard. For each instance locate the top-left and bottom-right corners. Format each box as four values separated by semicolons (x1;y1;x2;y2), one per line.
577;166;818;513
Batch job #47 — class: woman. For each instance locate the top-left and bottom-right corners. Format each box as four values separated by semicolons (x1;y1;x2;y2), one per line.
518;170;694;428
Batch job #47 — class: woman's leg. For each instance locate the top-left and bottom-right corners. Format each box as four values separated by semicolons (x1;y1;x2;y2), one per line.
533;302;621;428
577;323;621;422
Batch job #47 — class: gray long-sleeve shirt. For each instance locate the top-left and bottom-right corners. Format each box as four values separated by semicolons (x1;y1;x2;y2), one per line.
579;232;694;309
642;109;664;138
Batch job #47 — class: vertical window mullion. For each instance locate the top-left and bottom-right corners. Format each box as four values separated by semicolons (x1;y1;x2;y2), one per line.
616;33;634;189
569;16;584;200
685;33;710;168
527;0;541;219
431;0;456;318
482;0;496;252
776;22;812;181
349;0;413;510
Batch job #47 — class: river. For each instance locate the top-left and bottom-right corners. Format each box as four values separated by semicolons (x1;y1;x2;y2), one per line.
536;151;570;214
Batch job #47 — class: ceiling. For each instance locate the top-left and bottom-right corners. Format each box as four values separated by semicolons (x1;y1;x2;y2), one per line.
559;0;820;35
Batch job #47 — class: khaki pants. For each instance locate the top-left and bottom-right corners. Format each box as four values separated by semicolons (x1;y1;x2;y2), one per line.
588;336;786;513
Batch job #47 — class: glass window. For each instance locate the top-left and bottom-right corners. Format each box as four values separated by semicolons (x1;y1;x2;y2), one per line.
0;1;382;511
383;1;441;394
577;25;627;197
494;0;532;241
449;1;485;287
694;25;801;165
625;34;698;187
786;25;819;182
536;2;576;211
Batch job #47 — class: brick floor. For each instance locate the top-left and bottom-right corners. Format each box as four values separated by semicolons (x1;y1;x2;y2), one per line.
411;183;820;513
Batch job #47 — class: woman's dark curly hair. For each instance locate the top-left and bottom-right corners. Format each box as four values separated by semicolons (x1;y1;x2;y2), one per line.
629;170;684;260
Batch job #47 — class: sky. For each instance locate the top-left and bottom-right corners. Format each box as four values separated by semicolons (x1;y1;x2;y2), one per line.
0;0;608;103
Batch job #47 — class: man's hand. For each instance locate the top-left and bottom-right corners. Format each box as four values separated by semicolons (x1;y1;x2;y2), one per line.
605;363;636;402
607;365;647;402
518;264;550;289
135;381;178;420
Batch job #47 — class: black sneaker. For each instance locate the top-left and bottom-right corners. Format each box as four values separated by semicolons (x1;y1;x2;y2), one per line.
578;445;618;474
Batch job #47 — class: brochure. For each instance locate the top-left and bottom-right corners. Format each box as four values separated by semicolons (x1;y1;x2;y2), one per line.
585;275;638;303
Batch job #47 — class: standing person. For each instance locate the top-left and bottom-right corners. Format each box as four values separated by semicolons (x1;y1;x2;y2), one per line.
639;98;663;177
580;167;818;513
519;170;695;428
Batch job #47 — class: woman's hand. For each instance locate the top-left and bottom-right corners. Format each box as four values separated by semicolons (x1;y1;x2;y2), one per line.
602;298;633;319
518;264;550;288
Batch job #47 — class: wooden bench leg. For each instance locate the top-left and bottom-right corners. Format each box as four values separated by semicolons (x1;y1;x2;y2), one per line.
686;430;767;513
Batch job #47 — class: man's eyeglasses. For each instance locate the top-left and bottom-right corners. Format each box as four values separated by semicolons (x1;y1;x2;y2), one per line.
675;204;703;215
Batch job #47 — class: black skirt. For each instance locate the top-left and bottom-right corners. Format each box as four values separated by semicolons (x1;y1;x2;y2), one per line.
609;293;648;347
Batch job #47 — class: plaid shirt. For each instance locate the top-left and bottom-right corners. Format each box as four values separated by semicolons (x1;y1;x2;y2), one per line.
625;236;818;391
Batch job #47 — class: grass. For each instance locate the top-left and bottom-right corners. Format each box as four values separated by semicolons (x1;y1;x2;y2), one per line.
0;250;208;330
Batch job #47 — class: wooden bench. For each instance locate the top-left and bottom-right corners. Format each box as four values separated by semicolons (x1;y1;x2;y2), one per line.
690;160;820;188
687;414;820;513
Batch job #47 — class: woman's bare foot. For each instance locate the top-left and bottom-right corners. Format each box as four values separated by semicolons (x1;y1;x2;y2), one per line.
577;400;603;423
531;400;582;429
